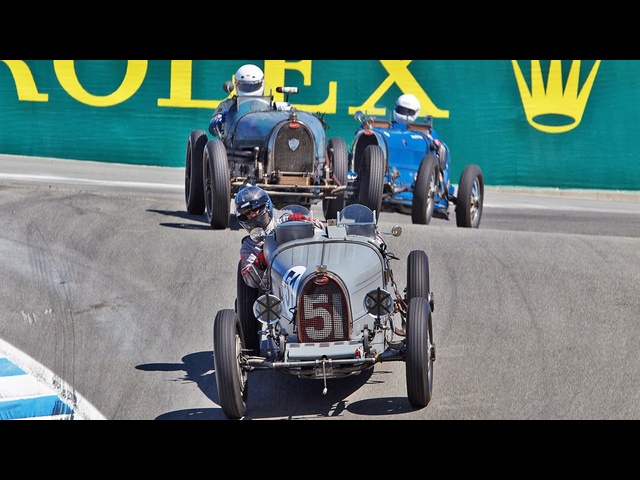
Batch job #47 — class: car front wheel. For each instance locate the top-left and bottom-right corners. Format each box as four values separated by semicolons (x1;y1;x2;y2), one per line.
204;139;231;230
411;154;439;225
352;145;384;219
455;164;484;228
185;130;207;215
323;137;349;221
213;309;249;420
405;297;434;409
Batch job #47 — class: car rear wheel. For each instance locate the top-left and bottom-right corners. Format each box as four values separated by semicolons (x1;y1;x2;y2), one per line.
236;260;261;355
352;145;384;219
405;297;434;409
455;164;484;228
411;154;439;225
204;139;231;230
322;137;349;221
185;130;207;215
213;309;248;420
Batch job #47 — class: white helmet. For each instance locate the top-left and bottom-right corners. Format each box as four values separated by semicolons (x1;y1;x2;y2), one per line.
234;64;264;96
394;93;420;124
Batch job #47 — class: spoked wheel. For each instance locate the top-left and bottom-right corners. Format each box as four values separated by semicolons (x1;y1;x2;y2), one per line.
455;164;484;228
236;260;261;355
411;154;439;225
213;309;249;420
352;145;384;219
185;130;207;215
405;297;434;409
204;139;231;230
322;137;349;221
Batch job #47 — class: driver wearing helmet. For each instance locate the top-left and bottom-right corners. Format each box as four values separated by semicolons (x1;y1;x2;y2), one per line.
236;185;324;289
393;93;421;125
209;64;266;139
394;93;450;172
233;64;265;96
235;185;276;289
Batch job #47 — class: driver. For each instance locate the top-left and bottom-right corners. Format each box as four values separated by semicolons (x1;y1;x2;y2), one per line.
209;64;266;139
393;93;421;125
235;186;324;289
236;185;276;289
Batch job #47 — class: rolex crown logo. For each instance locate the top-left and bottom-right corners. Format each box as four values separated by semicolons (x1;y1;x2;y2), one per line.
512;60;601;133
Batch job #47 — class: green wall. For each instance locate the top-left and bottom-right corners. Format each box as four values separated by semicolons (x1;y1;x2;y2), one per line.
1;60;638;191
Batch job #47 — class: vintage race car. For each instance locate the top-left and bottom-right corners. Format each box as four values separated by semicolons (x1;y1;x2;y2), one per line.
184;82;383;230
349;111;485;228
212;204;435;419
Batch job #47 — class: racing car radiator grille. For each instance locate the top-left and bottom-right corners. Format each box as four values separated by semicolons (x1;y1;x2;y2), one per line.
272;124;315;175
298;275;350;343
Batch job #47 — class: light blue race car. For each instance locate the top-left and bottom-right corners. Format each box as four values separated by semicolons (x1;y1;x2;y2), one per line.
213;203;435;419
348;111;484;228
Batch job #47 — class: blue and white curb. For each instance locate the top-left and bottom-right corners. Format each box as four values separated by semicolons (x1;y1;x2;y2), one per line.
0;339;105;420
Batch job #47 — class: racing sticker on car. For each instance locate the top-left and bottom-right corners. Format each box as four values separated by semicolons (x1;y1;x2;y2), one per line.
281;266;307;315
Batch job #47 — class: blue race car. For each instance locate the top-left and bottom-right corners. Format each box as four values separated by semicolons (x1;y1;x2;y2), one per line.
348;110;484;228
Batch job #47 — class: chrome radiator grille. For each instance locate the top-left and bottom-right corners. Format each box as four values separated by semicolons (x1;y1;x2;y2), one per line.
298;275;350;343
272;124;315;174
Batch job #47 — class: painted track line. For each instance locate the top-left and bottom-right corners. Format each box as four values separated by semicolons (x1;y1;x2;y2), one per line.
0;339;106;420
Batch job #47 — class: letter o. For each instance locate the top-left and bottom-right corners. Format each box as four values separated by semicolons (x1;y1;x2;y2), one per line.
54;60;148;107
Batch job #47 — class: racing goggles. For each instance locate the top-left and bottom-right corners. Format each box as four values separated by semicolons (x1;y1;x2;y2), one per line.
395;105;417;117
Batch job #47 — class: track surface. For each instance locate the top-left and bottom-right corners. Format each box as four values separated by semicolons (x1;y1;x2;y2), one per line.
1;154;639;420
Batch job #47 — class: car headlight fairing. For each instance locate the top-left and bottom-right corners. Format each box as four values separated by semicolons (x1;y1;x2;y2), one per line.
253;294;283;325
364;288;393;318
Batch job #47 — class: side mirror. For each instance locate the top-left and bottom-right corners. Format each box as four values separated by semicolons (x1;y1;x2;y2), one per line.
223;81;234;94
378;225;403;237
250;227;266;243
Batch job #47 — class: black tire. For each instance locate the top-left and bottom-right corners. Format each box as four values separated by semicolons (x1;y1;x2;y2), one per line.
213;309;248;420
405;297;434;409
352;145;384;219
185;130;207;215
236;260;261;355
455;164;484;228
407;250;430;302
322;137;349;221
411;154;439;225
204;139;231;230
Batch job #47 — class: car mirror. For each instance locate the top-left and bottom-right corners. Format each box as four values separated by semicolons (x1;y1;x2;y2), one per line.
250;227;266;243
424;115;433;128
379;225;403;237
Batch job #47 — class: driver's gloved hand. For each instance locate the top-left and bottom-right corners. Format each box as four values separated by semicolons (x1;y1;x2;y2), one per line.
255;252;267;270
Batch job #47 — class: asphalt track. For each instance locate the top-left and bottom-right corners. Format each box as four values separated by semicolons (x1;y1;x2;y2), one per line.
0;154;639;420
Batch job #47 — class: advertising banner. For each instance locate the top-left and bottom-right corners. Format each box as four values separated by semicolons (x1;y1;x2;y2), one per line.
0;60;637;191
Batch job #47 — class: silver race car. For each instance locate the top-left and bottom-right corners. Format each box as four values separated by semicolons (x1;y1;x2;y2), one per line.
213;204;435;419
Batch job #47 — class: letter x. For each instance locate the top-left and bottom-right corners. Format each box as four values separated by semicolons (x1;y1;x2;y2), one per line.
348;60;449;118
